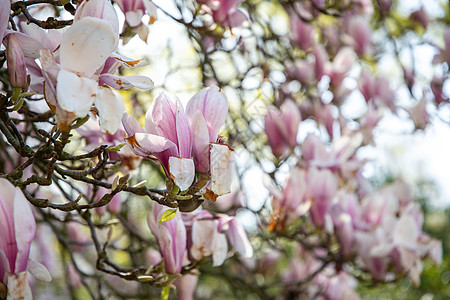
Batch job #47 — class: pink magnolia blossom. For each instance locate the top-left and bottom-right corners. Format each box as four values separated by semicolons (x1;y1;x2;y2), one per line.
264;100;301;158
344;17;371;56
148;204;187;274
199;0;247;28
123;86;233;194
326;47;356;89
0;179;36;298
114;0;157;43
314;44;328;81
358;70;396;111
307;168;338;227
5;35;27;88
289;15;314;51
122;92;195;191
185;210;252;266
265;168;310;232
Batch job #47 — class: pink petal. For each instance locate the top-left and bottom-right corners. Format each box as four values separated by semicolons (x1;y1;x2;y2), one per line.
122;112;145;137
74;0;119;38
13;186;36;273
174;97;191;158
227;219;252;257
189;110;211;173
0;0;10;41
186;86;228;143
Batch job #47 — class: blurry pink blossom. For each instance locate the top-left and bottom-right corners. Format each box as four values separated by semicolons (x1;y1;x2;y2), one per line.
290;15;314;51
199;0;247;28
0;179;51;298
123;86;233;195
0;0;9;42
264;100;301;158
114;0;158;43
148;204;186;274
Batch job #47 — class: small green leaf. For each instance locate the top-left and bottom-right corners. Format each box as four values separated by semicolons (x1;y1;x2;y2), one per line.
137;275;153;282
106;143;126;152
161;287;170;300
159;208;177;224
70;116;90;129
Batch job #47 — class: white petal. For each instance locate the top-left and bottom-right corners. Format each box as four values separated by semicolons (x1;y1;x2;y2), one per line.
99;74;153;90
169;157;195;191
27;259;52;282
56;69;97;117
212;233;227;267
94;87;125;134
125;10;144;28
6;272;32;300
110;52;148;68
60;17;116;77
210;143;234;196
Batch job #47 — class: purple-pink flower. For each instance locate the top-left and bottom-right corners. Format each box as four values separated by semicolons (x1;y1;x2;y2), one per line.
122;86;233;196
148;204;187;274
0;179;36;298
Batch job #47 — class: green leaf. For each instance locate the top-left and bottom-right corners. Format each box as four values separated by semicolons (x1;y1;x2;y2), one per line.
106;143;126;152
70;116;90;129
159;208;177;224
161;287;170;300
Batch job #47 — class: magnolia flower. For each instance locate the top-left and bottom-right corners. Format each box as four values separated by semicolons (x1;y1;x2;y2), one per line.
185;210;252;266
123;86;233;195
307;168;338;227
358;70;396;112
114;0;158;43
122;93;195;191
264;100;301;158
290;15;314;51
344;17;371;56
148;204;186;274
265;168;310;232
39;0;152;133
326;47;356;89
0;179;51;299
199;0;247;28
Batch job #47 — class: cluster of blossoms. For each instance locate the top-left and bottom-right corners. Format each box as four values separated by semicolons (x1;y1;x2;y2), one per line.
149;204;252;274
1;0;248;297
2;0;153;133
259;0;447;296
0;0;449;298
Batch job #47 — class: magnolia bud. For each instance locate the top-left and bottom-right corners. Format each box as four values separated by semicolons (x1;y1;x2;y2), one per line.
6;35;28;89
